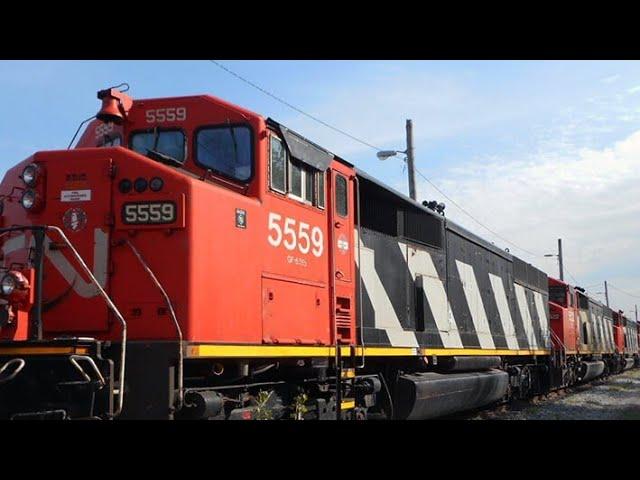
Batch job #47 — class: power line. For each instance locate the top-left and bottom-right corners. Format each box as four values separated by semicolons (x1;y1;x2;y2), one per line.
563;269;606;300
608;283;640;299
410;165;541;257
563;267;581;287
209;59;543;258
209;60;382;151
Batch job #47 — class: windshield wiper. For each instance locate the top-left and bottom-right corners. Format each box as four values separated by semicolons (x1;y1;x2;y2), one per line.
146;149;182;167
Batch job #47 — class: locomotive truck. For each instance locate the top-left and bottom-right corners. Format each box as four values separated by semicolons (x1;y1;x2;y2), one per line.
0;86;636;419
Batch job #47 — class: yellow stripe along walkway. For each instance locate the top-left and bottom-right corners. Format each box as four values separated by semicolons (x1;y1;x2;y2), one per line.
186;344;550;358
0;344;550;358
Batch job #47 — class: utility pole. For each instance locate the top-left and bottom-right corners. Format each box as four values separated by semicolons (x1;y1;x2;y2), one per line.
406;119;416;201
557;238;564;281
604;280;610;307
635;304;638;322
376;120;417;200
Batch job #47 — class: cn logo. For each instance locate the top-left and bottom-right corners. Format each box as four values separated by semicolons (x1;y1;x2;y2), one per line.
1;229;108;299
63;208;88;233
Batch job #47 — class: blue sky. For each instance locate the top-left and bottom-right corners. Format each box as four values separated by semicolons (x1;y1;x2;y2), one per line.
1;60;639;313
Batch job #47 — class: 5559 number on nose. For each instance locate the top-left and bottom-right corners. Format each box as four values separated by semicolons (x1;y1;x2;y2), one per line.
122;202;176;224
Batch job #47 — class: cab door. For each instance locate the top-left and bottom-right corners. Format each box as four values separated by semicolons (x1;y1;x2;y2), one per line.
328;166;356;344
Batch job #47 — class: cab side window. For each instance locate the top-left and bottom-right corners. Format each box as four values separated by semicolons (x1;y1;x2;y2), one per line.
269;133;325;209
569;289;575;307
335;174;348;217
288;159;317;204
270;135;286;193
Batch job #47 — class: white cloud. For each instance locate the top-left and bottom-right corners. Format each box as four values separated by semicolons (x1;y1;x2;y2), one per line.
417;128;640;310
601;74;620;84
277;66;549;158
627;85;640;94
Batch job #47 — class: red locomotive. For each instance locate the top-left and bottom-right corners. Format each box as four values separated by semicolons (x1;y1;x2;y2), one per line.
0;86;636;420
548;277;638;387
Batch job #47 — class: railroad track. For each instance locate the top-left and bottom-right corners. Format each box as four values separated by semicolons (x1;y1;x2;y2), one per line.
446;370;640;420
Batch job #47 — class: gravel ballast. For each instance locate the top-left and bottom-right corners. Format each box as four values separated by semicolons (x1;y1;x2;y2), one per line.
471;368;640;420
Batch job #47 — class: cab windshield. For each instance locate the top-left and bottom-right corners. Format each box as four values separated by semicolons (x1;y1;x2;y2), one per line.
548;285;567;306
131;129;186;164
195;125;252;182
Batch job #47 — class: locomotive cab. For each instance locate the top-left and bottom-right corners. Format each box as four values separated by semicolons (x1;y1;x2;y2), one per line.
548;278;578;352
0;86;359;419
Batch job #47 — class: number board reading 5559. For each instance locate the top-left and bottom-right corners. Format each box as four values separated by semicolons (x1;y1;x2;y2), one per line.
122;201;176;225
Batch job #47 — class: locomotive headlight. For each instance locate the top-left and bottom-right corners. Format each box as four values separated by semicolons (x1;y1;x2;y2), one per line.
118;178;133;194
134;177;148;193
1;274;17;296
0;271;30;300
20;189;39;211
149;177;164;192
21;164;39;187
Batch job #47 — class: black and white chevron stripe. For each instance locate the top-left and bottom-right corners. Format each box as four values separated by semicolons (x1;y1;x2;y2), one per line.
356;227;551;351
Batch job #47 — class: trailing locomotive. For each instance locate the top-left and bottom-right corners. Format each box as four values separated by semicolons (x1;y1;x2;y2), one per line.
0;87;636;420
548;278;639;387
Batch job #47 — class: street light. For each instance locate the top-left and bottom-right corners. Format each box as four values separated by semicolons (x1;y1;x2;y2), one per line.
377;148;415;200
376;119;417;200
376;150;406;161
544;239;564;281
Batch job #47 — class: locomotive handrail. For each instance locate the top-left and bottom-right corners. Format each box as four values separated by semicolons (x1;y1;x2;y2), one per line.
46;226;127;417
0;225;128;417
549;328;567;351
329;173;342;420
548;328;568;370
69;355;106;388
122;239;184;411
0;358;25;385
353;175;366;369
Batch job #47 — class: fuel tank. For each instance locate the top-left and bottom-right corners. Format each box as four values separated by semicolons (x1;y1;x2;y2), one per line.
395;369;509;419
436;356;501;372
578;361;605;383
